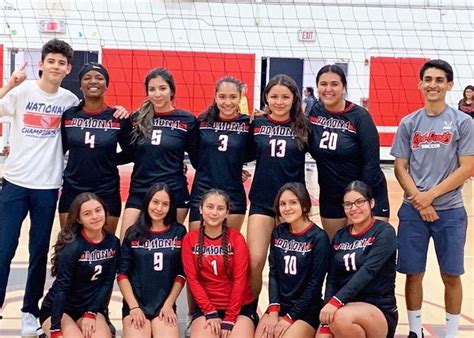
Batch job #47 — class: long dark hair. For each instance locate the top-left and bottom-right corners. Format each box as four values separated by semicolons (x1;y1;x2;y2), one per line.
125;183;177;242
201;76;242;124
462;85;474;101
197;189;232;280
132;68;176;144
316;64;348;88
263;74;309;150
274;182;312;221
51;193;108;276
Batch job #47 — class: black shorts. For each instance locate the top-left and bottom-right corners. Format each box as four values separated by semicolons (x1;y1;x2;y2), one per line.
188;206;247;223
59;187;122;217
280;299;323;330
248;203;275;218
126;188;190;210
39;305;106;326
383;308;398;338
192;299;259;328
122;303;177;321
319;181;389;219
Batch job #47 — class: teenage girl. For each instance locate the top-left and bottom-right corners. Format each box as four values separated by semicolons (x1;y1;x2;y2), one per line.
182;189;258;338
120;68;198;239
189;76;252;231
40;193;119;338
308;64;389;239
316;181;398;338
255;182;330;338
247;74;310;297
117;183;186;338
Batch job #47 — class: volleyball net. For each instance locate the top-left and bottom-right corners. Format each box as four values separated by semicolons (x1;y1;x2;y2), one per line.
0;0;472;152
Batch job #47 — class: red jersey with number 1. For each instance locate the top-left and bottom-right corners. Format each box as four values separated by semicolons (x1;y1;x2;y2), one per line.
181;228;255;324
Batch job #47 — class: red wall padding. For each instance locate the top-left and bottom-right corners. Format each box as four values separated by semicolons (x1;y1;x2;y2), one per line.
102;49;255;116
369;57;428;146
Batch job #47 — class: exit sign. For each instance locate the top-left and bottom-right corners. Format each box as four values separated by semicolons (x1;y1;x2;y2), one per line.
39;20;66;33
298;29;316;42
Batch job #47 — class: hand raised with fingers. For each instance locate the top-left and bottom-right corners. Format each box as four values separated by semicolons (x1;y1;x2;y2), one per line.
7;62;28;89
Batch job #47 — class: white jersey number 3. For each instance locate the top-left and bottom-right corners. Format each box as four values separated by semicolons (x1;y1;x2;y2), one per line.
218;135;229;152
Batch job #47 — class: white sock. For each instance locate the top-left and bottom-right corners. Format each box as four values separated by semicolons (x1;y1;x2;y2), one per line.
408;309;423;336
445;312;459;338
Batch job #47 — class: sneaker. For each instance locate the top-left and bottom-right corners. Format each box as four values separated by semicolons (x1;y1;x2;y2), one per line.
21;312;39;336
408;329;424;338
37;327;47;338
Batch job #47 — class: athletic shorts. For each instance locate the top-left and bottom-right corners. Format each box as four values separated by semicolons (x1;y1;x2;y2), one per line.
125;188;190;210
383;308;398;338
39;305;106;325
188;206;247;223
397;203;467;276
279;299;324;330
192;299;259;328
248;203;275;218
122;303;176;321
319;182;389;219
58;187;122;217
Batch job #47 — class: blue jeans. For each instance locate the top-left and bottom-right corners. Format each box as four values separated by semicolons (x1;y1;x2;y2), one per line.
0;179;58;317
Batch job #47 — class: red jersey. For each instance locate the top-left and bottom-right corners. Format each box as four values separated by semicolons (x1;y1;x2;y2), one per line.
182;228;254;324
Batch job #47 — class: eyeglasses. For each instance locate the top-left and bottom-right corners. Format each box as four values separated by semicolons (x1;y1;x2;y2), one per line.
342;199;368;210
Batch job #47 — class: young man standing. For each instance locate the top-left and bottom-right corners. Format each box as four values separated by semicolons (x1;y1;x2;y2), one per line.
391;59;474;338
0;39;79;335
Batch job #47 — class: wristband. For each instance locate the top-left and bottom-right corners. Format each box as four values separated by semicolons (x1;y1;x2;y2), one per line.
205;311;219;320
82;312;96;320
50;330;63;338
266;304;280;314
328;297;344;309
282;314;294;324
129;306;140;311
221;321;235;331
318;324;332;334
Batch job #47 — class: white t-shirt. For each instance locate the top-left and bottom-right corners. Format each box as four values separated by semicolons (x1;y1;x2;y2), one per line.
0;81;79;189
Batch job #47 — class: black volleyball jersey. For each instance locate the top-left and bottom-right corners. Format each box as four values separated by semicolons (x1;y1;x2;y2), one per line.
189;114;251;209
308;101;385;197
268;222;330;320
249;115;307;208
325;220;397;313
117;223;187;317
128;109;198;194
42;231;119;331
61;104;133;194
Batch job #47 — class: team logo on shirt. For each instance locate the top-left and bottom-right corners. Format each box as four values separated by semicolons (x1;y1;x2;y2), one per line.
153;118;188;131
411;130;452;149
131;237;182;250
273;238;313;254
310;116;356;133
79;248;117;262
254;125;295;138
192;244;234;255
64;118;120;130
332;236;375;251
201;121;249;134
443;120;453;130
